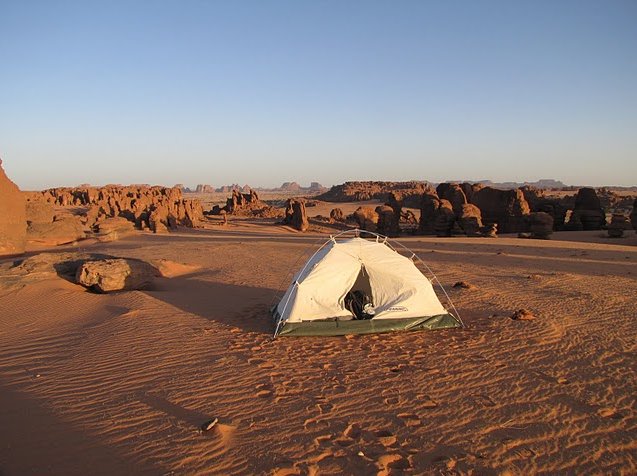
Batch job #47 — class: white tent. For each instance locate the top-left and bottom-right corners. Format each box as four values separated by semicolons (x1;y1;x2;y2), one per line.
273;231;462;337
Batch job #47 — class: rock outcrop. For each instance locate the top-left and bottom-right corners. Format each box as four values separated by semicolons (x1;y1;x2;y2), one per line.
0;160;27;256
436;183;468;216
471;187;530;233
528;212;554;239
631;199;637;232
352;207;378;232
282;199;309;232
520;186;568;231
76;258;158;293
457;203;483;236
375;205;398;237
433;200;456;237
418;193;441;235
318;181;434;208
567;187;606;230
26;215;86;246
34;185;203;234
607;214;630;238
329;208;344;222
210;189;281;218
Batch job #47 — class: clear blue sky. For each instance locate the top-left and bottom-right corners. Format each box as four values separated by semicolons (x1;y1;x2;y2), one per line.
1;0;636;189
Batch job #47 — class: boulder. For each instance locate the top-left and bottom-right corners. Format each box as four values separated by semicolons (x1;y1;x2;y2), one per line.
0;160;27;256
481;223;498;238
329;208;344;222
529;212;553;239
75;258;158;293
471;187;530;233
375;205;398;237
569;187;605;230
457;203;483;236
27;215;86;246
26;200;55;225
283;199;309;232
94;217;136;241
607;214;630;238
352;206;378;232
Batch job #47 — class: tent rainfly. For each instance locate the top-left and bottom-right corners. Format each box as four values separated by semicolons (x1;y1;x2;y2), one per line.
272;230;463;337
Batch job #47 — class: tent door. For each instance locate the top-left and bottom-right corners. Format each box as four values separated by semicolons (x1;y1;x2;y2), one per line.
344;265;375;319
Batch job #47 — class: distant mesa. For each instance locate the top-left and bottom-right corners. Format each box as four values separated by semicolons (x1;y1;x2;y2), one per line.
178;182;327;194
459;179;568;190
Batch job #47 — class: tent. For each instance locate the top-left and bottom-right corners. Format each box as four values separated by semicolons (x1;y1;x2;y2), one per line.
272;230;463;337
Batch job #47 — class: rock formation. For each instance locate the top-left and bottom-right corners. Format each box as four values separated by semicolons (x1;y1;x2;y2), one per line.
283;199;309;232
436;183;468;216
0;159;26;256
34;185;203;234
352;207;378;232
457;203;483;236
567;187;606;230
418;193;440;235
318;181;434;208
607;214;630;238
471;187;530;233
26;215;86;246
375;205;398;237
210;189;280;218
76;258;158;293
433;200;456;237
329;208;344;222
520;186;568;230
631;199;637;232
528;212;554;239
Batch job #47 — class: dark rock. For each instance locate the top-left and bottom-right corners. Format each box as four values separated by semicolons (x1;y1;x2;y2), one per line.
511;309;536;321
457;203;483;236
283;199;309;232
471;187;530;233
607;214;630;238
529;212;554;239
352;207;378;232
329;208;344;222
568;187;605;230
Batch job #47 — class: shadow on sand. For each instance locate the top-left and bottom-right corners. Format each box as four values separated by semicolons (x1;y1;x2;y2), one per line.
146;272;280;335
0;381;161;476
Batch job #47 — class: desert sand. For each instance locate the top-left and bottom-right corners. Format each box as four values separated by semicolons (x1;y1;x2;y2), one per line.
1;222;636;475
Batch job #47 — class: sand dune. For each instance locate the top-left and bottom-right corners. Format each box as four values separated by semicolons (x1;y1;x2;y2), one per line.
0;225;635;474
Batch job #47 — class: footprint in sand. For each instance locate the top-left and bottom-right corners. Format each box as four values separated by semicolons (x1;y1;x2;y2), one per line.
397;413;421;427
377;453;410;472
598;408;623;419
472;394;496;407
374;430;398;447
255;383;273;398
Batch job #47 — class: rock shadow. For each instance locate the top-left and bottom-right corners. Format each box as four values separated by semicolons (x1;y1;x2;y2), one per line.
147;273;278;335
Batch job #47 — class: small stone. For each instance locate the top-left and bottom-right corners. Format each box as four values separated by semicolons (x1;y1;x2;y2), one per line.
453;281;476;290
511;309;536;321
201;418;218;431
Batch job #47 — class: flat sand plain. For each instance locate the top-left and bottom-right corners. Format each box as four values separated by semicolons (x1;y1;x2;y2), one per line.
0;223;635;475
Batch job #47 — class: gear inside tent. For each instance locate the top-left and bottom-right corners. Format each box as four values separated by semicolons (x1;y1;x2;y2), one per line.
272;230;462;337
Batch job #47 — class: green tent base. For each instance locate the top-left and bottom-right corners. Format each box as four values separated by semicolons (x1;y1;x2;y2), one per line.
275;313;461;337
